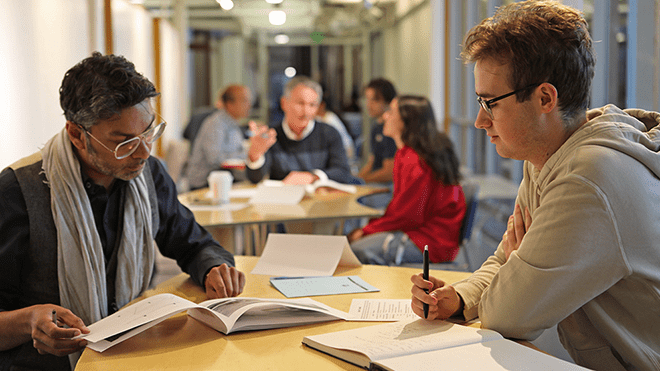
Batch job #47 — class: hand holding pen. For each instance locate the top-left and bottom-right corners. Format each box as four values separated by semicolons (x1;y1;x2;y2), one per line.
410;252;464;320
29;306;90;356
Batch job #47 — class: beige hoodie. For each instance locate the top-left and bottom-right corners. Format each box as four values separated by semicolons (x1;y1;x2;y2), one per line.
454;105;660;371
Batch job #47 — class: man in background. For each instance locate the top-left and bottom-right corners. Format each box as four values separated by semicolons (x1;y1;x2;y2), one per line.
357;78;398;185
246;76;352;186
185;85;252;190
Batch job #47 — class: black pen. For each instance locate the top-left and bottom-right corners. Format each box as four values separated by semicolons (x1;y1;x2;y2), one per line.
423;245;429;319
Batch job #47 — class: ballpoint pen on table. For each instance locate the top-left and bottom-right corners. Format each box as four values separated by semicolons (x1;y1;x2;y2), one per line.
423;245;429;319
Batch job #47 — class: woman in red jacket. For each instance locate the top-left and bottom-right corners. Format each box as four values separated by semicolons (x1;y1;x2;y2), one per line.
348;95;465;265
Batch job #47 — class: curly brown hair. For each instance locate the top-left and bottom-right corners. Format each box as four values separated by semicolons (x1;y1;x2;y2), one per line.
461;0;595;129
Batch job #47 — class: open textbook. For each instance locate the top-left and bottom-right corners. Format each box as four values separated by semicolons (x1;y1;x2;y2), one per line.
250;179;357;205
302;319;590;371
81;293;348;353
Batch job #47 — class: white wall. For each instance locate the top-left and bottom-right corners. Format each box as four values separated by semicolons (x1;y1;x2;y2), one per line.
112;0;155;83
159;20;185;142
0;0;184;170
0;0;94;169
381;0;432;98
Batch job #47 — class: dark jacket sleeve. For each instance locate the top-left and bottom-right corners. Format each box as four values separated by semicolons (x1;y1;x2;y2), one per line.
319;122;352;183
0;168;29;312
148;157;235;286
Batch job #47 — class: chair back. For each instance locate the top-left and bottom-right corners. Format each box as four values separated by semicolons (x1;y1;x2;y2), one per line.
399;181;480;272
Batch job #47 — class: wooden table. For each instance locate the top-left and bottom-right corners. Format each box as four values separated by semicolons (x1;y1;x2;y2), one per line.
76;256;473;371
179;184;387;255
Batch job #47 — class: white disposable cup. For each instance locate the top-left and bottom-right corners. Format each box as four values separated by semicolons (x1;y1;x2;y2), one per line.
207;170;233;204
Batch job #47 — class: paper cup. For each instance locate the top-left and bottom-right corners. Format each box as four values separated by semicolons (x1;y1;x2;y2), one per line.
207;170;233;203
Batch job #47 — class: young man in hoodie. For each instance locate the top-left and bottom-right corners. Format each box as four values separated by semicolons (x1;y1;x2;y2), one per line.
411;2;660;370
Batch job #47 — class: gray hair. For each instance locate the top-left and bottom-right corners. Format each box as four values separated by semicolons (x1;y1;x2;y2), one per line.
283;76;322;103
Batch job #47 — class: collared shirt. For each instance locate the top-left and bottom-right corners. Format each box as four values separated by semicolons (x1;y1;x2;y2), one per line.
246;118;326;179
0;156;234;314
245;119;352;184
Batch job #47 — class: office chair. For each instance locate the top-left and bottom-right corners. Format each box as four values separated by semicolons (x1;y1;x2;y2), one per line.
402;181;480;272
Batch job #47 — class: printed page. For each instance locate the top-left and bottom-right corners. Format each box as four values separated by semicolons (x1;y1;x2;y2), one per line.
191;297;348;333
248;182;306;205
373;339;590;371
348;299;418;321
270;276;379;298
303;318;502;363
306;179;357;194
251;234;360;276
81;294;200;346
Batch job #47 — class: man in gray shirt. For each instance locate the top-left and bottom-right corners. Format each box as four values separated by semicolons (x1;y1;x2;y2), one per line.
185;85;252;189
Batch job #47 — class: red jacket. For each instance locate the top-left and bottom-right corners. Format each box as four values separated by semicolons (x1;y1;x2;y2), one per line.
362;146;465;262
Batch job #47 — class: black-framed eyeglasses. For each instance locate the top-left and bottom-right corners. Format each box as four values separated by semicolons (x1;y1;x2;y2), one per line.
79;119;167;160
476;83;541;120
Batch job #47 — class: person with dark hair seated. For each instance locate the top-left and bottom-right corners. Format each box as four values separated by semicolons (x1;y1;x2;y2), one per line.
348;95;465;266
0;52;245;371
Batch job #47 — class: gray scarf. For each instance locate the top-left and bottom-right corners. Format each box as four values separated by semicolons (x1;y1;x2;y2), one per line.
40;128;154;365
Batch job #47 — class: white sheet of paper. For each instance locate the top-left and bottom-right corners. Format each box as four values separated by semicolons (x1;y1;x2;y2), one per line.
80;294;198;346
205;189;258;199
251;234;361;276
270;276;379;298
248;183;306;205
347;299;418;321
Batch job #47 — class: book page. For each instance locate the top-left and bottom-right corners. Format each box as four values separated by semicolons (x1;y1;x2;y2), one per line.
306;179;357;194
81;294;200;344
373;339;590;371
347;299;418;321
192;297;348;333
303;319;502;363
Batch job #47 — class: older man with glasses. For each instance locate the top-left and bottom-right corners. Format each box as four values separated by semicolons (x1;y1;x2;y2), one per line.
0;52;245;371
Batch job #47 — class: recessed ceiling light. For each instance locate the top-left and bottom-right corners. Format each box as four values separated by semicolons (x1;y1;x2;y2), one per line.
274;34;290;44
217;0;234;10
269;10;286;26
284;67;297;78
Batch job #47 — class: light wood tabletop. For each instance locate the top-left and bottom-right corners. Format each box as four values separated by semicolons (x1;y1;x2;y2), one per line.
76;256;472;371
178;183;388;228
179;183;389;255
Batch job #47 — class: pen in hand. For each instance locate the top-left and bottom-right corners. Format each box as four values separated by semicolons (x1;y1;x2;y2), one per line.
423;245;429;319
52;309;58;327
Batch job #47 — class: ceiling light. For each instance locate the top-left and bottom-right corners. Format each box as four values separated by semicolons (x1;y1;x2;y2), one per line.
269;10;286;26
217;0;234;10
274;34;290;44
266;0;284;4
284;67;297;78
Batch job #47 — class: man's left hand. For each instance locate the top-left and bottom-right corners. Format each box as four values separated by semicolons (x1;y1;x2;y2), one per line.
204;264;245;299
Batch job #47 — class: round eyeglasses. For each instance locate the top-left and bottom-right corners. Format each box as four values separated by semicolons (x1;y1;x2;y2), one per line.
476;83;541;120
80;121;167;160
